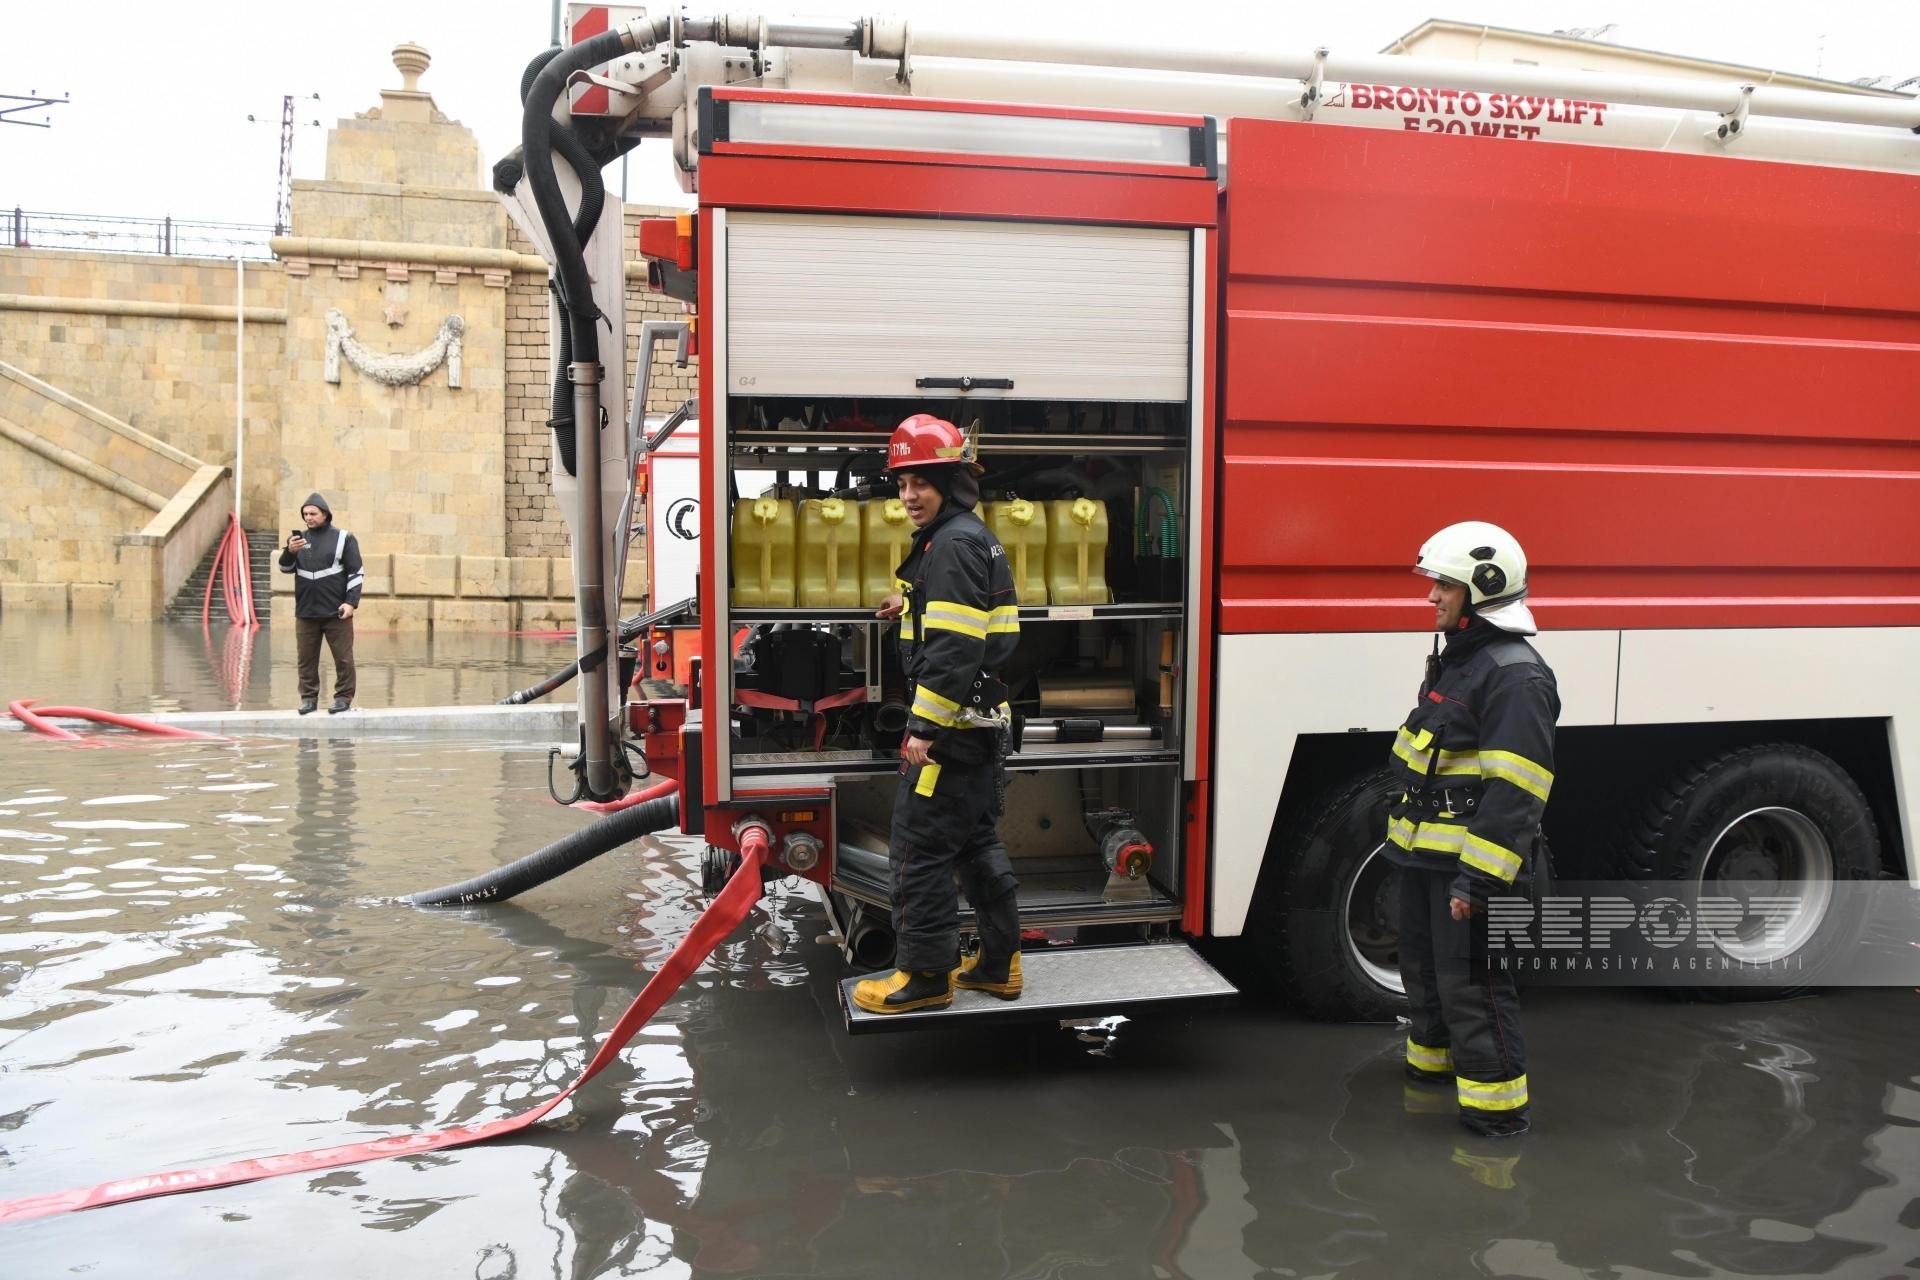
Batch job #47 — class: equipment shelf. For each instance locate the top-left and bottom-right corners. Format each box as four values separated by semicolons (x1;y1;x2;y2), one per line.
729;603;1183;624
731;747;1181;781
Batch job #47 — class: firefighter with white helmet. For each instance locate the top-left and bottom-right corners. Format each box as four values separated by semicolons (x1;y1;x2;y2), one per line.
851;414;1024;1015
1385;520;1560;1137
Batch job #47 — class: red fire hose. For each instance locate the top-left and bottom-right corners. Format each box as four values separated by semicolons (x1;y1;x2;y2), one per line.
201;514;260;629
0;825;773;1223
8;700;225;742
7;699;83;741
577;774;678;814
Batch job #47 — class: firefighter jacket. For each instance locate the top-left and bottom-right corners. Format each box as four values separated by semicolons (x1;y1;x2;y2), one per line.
896;504;1020;756
1383;621;1560;905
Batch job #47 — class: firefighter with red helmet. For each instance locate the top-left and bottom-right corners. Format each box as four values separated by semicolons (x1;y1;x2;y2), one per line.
851;414;1024;1015
1385;521;1560;1137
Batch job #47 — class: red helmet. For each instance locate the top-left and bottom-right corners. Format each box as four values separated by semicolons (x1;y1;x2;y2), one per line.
886;413;976;472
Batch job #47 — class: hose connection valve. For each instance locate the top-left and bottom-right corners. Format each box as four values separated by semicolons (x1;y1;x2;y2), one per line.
781;831;823;873
732;814;775;861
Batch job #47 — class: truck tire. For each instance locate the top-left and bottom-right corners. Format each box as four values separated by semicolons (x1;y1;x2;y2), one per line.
1614;743;1879;1000
1249;769;1408;1023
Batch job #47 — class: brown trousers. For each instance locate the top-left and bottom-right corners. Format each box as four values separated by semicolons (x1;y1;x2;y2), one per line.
295;615;357;703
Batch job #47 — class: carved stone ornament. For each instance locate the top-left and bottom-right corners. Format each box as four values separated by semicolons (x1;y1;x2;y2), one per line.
323;308;464;388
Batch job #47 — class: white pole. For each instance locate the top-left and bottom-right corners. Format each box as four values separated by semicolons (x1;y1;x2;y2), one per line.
235;255;252;625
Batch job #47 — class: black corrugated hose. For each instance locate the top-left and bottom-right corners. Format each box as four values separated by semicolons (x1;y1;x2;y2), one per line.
408;793;678;906
499;597;697;705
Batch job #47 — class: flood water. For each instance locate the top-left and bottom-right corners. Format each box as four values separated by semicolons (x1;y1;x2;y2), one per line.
3;617;1918;1278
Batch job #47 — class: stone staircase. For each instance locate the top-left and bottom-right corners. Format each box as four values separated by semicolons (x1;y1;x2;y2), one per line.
166;529;276;623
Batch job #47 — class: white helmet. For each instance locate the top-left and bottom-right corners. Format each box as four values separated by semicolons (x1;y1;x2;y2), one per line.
1414;521;1537;634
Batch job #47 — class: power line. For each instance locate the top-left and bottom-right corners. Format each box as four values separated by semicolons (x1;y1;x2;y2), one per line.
1;90;69;128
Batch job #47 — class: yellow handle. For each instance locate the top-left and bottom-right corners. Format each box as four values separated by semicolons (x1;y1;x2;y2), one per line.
751;498;781;603
883;498;907;525
1070;499;1099;599
1008;498;1035;526
819;497;847;523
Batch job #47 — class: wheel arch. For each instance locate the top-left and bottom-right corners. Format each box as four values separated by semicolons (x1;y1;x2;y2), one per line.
1545;717;1905;882
1231;715;1904;935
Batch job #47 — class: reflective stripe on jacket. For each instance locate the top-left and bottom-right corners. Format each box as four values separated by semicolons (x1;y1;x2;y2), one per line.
277;524;364;619
1384;623;1560;902
897;506;1019;741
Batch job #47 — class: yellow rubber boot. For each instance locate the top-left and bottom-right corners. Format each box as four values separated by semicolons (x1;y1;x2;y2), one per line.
952;951;1023;1000
852;968;954;1014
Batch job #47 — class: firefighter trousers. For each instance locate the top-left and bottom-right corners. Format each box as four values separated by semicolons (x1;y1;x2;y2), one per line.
1397;864;1530;1120
889;756;1020;973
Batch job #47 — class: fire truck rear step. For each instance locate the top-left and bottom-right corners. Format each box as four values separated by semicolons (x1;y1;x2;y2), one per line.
838;942;1236;1034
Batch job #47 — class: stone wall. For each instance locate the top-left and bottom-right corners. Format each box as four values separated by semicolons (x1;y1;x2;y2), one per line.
503;233;562;559
278;213;511;561
502;209;696;560
0;43;692;627
0;249;287;524
0;437;151;597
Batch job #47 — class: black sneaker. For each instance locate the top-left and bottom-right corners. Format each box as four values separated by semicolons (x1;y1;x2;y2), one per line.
328;699;351;714
297;701;318;715
1459;1112;1531;1139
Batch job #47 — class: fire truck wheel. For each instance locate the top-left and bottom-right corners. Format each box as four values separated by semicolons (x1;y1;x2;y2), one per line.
1249;768;1408;1023
1616;742;1880;1001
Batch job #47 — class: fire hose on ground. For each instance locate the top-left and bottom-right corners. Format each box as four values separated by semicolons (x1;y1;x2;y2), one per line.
8;700;227;743
0;800;769;1224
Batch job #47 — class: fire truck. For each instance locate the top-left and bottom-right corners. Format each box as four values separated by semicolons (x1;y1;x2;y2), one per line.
498;9;1920;1028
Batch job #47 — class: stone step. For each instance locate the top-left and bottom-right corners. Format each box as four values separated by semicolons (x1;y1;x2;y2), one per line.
165;530;277;623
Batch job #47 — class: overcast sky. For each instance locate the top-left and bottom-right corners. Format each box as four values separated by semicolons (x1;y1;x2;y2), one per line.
3;0;1915;224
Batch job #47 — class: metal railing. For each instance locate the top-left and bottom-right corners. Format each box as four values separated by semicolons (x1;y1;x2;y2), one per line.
4;207;277;260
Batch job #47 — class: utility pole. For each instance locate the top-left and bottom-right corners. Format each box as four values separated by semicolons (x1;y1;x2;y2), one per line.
551;0;563;46
249;94;320;235
275;96;295;236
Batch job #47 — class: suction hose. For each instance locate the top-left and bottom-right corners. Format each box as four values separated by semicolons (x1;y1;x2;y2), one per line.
409;782;678;906
498;597;697;705
500;659;581;707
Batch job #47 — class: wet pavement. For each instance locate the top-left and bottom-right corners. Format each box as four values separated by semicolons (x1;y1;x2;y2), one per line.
3;618;1919;1278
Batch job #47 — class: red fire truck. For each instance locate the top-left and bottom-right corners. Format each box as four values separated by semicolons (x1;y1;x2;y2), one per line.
501;9;1920;1028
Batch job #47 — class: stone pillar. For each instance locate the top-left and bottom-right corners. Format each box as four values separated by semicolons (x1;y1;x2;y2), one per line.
279;44;509;562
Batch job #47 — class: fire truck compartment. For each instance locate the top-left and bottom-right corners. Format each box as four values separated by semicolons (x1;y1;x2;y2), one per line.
829;763;1186;929
838;942;1236;1034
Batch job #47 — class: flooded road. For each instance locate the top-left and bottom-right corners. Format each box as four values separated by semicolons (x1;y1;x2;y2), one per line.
3;619;1918;1278
0;610;579;714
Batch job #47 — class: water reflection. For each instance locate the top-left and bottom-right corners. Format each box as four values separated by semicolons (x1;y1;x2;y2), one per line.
0;715;1914;1277
0;612;573;715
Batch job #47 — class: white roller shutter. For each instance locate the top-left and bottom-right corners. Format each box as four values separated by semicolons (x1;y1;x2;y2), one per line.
725;212;1191;401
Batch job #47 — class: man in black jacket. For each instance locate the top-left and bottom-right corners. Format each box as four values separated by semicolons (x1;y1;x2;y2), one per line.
852;414;1024;1015
1385;520;1560;1138
278;493;364;715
